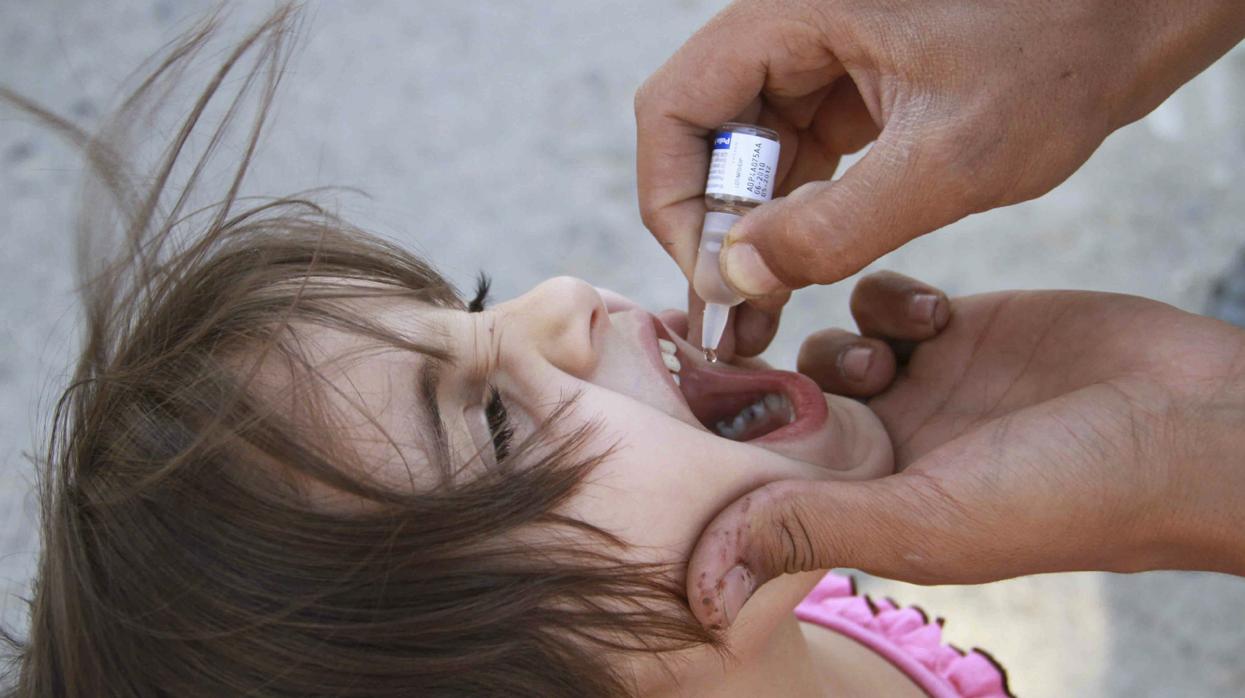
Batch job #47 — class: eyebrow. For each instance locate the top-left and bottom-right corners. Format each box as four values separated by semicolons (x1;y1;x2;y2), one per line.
418;358;452;472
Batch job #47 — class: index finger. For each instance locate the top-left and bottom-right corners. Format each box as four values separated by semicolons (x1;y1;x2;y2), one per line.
634;9;773;279
636;5;850;279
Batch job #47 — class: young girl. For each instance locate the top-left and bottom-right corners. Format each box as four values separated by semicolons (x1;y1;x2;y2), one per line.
3;8;1010;697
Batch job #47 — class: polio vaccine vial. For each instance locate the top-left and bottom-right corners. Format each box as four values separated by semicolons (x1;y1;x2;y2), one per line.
692;122;780;359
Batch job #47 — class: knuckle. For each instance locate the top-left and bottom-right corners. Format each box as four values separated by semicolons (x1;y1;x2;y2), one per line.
752;482;834;574
796;328;840;360
848;274;880;313
637;198;659;231
633;78;655;119
772;189;840;285
916;119;1005;216
796;349;830;383
638;204;674;246
848;273;898;327
917;86;1103;215
884;470;995;583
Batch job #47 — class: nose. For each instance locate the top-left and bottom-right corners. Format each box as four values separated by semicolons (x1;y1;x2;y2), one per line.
499;276;607;378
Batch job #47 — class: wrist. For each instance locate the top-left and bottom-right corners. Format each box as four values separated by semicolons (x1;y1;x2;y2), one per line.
1157;343;1245;576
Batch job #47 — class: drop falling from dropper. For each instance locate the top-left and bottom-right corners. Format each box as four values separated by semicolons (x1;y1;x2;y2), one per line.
699;302;731;365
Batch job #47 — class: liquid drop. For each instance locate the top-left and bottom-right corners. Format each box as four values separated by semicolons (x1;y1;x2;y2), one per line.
703;347;718;363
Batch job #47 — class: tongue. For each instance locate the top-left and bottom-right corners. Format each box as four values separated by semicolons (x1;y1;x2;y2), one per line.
677;362;798;441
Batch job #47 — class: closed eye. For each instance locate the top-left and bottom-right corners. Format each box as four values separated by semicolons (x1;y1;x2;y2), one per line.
468;272;513;462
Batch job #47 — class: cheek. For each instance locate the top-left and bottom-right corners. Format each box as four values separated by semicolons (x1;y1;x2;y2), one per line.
564;439;715;559
561;396;820;564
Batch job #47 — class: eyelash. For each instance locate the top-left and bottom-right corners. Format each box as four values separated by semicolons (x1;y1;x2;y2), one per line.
485;388;513;463
467;272;491;313
469;273;514;462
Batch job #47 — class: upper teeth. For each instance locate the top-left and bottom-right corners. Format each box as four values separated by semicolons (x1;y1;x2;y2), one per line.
658;339;681;382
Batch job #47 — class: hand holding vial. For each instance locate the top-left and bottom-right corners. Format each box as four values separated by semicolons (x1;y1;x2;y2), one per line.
636;0;1245;355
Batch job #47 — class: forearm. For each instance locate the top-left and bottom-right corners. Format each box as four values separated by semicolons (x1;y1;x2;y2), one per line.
1114;0;1245;128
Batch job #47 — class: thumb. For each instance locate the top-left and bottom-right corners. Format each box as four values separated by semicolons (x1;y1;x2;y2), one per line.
686;475;961;629
719;129;978;297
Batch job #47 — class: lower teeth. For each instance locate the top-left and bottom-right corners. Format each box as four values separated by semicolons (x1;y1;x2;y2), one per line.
713;393;794;440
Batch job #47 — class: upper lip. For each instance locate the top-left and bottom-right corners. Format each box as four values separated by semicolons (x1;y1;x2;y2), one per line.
631;311;704;428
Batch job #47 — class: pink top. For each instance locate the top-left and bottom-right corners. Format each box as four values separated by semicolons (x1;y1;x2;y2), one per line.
795;573;1013;698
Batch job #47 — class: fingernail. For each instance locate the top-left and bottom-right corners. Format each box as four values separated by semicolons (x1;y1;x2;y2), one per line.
908;293;942;328
718;564;756;626
721;243;783;298
839;346;874;382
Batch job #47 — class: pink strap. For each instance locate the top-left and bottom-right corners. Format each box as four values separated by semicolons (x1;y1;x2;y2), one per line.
795;573;1013;698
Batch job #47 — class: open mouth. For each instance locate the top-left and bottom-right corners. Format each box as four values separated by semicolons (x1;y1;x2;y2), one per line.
653;320;827;443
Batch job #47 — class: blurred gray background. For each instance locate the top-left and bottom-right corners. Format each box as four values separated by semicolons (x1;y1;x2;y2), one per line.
2;2;1243;695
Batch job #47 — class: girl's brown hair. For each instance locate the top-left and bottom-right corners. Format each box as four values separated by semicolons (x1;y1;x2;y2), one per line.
2;7;713;696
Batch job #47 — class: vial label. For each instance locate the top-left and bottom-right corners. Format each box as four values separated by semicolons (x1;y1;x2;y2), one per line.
705;130;779;203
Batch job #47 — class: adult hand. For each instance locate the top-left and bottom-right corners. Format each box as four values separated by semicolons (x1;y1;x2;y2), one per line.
636;0;1245;356
686;272;1245;629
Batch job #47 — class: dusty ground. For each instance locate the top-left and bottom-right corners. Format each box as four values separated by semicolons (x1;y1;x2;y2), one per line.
2;2;1243;695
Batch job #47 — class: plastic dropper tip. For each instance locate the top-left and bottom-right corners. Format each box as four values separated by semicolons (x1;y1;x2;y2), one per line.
701;302;731;362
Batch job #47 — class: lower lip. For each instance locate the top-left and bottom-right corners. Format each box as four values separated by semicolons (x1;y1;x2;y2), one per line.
650;317;827;443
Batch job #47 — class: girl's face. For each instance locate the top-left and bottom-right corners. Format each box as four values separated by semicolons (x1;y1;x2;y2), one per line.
309;276;893;691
